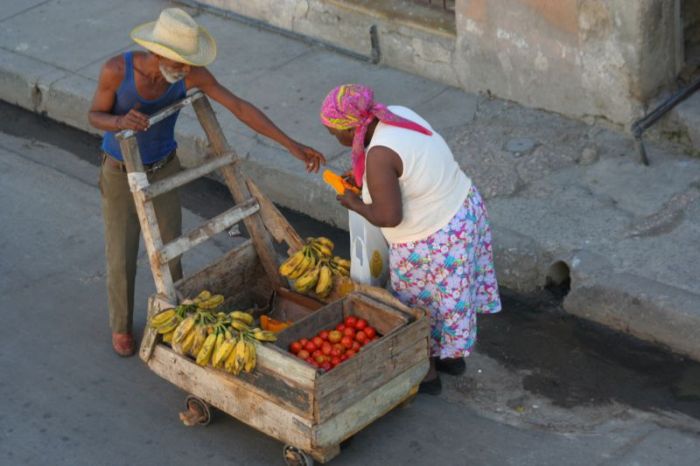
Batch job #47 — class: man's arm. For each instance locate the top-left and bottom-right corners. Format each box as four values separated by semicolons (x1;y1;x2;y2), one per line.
88;57;149;132
338;146;403;228
188;67;325;172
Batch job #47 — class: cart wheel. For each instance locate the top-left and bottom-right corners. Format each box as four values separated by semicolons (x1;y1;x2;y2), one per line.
179;395;212;427
283;445;314;466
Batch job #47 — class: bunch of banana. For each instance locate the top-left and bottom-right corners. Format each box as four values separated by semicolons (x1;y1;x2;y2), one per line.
314;262;334;298
330;256;351;276
223;334;257;375
279;237;352;298
149;304;191;335
308;237;334;259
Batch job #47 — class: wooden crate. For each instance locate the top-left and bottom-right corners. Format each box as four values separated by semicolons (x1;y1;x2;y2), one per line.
144;240;430;463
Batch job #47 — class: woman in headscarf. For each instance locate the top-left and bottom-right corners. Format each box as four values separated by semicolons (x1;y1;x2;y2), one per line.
320;84;501;394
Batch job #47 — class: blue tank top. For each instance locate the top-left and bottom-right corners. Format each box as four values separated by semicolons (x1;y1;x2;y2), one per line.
101;52;186;164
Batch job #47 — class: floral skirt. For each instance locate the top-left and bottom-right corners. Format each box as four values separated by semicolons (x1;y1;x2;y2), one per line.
390;186;501;359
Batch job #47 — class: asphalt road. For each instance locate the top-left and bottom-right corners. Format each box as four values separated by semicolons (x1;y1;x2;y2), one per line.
1;102;699;466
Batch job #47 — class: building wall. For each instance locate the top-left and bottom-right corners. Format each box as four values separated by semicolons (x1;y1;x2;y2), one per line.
190;0;682;126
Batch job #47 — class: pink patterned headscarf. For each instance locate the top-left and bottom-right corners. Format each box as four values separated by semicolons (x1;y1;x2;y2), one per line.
320;84;432;186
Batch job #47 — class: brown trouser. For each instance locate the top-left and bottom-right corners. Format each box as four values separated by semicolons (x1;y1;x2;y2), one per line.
99;153;183;334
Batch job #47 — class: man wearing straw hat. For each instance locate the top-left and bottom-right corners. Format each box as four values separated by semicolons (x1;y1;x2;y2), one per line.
88;8;326;357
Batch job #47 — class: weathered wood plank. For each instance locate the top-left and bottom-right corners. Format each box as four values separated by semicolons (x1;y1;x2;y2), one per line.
192;96;283;289
315;332;428;422
313;360;429;448
142;151;238;200
345;295;408;336
270;288;323;323
275;301;345;350
354;284;426;321
256;342;317;390
148;345;314;449
159;198;260;264
247;178;304;253
175;240;270;308
315;317;430;422
139;294;176;362
117;91;204;140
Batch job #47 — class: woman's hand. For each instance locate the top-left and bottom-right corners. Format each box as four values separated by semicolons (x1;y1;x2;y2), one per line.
289;143;326;173
336;190;364;212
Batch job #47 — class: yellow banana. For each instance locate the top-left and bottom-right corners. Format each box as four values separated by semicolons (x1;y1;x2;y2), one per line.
311;242;333;258
178;327;197;355
193;290;211;302
314;237;335;250
198;294;225;310
224;339;239;373
190;326;208;357
230;320;250;332
294;266;320;294
157;315;181;334
231;338;247;375
172;316;196;345
150;309;176;328
213;331;224;357
229;311;254;325
333;257;351;269
162;331;174;344
252;330;278;342
278;250;305;277
287;252;311;280
196;333;217;366
212;338;235;368
244;340;257;373
315;265;333;298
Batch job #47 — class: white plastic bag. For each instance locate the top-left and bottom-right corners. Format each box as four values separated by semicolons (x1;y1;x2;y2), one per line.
348;210;389;287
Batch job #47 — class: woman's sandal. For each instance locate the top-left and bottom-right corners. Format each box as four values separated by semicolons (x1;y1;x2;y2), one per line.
435;358;466;376
418;376;442;395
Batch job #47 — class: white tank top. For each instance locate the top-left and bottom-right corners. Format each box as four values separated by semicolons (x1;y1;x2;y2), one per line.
362;106;471;244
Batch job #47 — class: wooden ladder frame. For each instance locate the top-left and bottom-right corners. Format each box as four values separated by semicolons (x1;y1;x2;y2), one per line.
116;90;304;361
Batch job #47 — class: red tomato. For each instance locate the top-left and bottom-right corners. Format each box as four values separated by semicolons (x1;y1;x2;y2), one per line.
340;354;348;361
304;341;317;353
299;338;309;346
344;316;358;328
297;349;310;360
355;330;368;344
312;336;324;348
364;327;377;339
351;341;361;352
305;357;317;367
343;327;356;338
331;356;341;366
346;350;356;358
315;354;326;364
321;361;332;372
341;336;354;349
290;341;302;354
318;330;330;341
328;330;342;343
312;350;323;359
336;323;346;332
332;343;346;354
330;347;342;358
321;342;333;355
355;319;368;331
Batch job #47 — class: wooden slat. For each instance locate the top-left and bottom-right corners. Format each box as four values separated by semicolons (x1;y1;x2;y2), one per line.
139;294;176;362
355;284;426;321
192;96;284;289
275;300;345;350
256;342;318;390
247;178;304;253
175;240;270;307
117;91;204;140
119;138;177;303
315;317;430;422
344;295;409;336
158;198;260;264
142;152;238;200
313;360;429;448
148;345;314;450
315;327;429;422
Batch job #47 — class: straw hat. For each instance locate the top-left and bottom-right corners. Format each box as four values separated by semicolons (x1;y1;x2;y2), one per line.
130;8;217;66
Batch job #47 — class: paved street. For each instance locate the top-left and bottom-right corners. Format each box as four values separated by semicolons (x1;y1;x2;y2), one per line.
1;105;699;465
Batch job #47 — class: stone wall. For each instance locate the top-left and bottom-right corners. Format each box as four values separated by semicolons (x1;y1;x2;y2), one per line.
188;0;683;126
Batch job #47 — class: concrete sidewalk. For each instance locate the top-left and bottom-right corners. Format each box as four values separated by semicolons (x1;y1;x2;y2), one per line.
1;0;699;361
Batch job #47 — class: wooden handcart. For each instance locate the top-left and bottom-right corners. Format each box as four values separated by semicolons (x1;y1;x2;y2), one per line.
117;91;430;465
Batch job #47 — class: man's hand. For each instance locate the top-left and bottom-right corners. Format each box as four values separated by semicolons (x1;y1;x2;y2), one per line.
289;143;326;173
116;108;150;132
